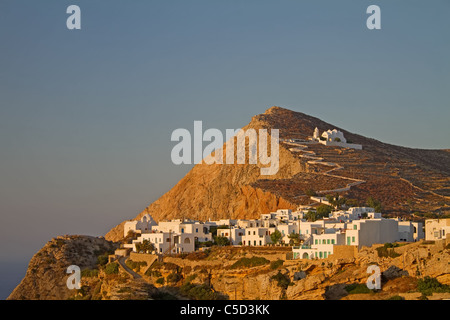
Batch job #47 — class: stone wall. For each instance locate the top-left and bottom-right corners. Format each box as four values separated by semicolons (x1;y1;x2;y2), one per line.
328;245;358;261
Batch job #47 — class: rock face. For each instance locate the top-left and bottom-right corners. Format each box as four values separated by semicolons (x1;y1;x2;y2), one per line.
7;235;116;300
106;106;450;241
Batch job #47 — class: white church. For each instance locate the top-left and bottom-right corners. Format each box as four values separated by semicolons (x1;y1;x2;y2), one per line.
312;127;362;150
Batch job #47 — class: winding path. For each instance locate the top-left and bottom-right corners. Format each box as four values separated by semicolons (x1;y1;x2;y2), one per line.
283;141;366;196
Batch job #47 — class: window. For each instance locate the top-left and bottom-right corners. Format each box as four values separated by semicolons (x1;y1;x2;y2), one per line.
259;240;262;246
324;252;327;258
327;239;330;244
253;231;256;235
353;225;357;230
254;241;256;246
195;228;198;233
248;231;251;235
315;239;318;245
319;252;323;258
181;228;184;234
352;236;355;243
331;239;335;244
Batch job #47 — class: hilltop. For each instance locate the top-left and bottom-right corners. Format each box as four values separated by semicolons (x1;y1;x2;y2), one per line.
106;106;450;242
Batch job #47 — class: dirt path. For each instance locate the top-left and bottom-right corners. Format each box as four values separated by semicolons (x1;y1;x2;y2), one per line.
284;141;366;195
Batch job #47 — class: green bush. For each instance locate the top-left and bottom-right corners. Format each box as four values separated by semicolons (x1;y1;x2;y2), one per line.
125;259;147;272
417;276;450;296
155;277;165;285
344;283;373;294
270;259;284;270
214;236;231;246
179;282;226;300
376;244;401;258
270;271;291;290
81;269;99;278
97;254;109;266
105;262;119;275
167;272;182;283
230;257;270;269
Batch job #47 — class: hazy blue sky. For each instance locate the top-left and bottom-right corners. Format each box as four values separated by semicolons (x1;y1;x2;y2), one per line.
0;0;449;299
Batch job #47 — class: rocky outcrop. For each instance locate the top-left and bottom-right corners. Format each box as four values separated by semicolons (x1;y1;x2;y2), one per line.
7;235;117;300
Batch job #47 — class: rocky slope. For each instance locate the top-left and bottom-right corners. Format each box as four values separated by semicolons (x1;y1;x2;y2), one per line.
132;239;450;300
7;235;117;300
106;106;450;242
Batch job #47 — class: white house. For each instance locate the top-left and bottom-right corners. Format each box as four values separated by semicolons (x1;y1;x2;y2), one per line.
123;214;158;237
152;220;213;242
241;227;275;246
217;227;245;245
345;218;398;248
133;231;195;254
293;230;346;259
425;219;450;241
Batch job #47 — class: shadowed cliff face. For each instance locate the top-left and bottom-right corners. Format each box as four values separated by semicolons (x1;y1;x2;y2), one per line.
106;106;450;242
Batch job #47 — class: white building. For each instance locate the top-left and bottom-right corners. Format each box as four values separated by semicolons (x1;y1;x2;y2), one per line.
152;220;213;242
345;218;398;248
241;227;275;246
123;214;158;237
217;227;245;245
312;128;362;150
133;231;195;254
293;230;346;259
425;219;450;241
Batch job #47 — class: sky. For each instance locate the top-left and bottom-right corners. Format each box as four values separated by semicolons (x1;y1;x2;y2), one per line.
0;0;449;299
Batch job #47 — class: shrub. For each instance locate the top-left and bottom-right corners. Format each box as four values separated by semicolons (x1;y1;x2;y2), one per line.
230;257;270;269
167;272;182;283
125;259;147;272
417;276;450;296
105;262;119;275
97;254;109;266
344;283;373;294
155;277;165;285
81;269;99;278
376;244;401;258
271;271;291;290
179;282;226;300
270;259;284;270
214;236;231;246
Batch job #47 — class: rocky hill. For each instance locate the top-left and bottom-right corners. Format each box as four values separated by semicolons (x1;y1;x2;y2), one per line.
106;106;450;242
7;235;117;300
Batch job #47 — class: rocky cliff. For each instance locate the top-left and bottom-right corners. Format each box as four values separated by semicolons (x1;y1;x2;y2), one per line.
7;235;117;300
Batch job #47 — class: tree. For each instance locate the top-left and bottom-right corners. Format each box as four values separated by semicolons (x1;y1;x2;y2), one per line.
305;210;318;222
214;236;230;246
135;240;155;254
288;233;300;246
327;193;346;209
366;196;382;213
270;230;283;244
305;188;317;197
317;204;333;217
